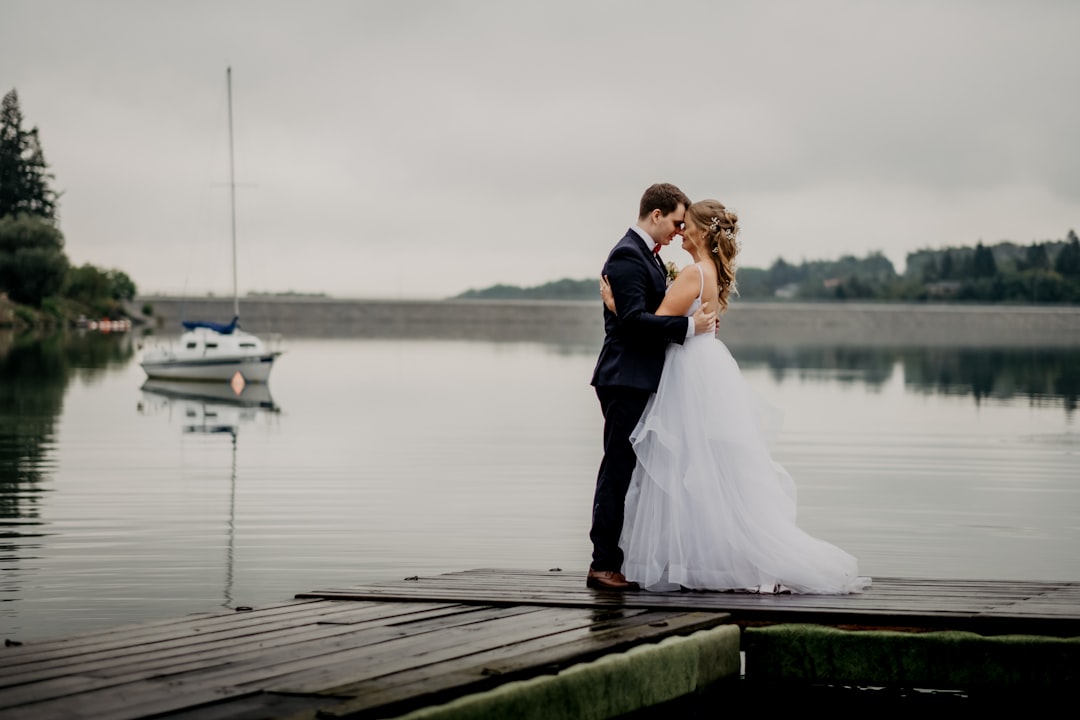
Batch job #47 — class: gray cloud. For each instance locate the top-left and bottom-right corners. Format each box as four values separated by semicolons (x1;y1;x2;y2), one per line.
2;0;1077;297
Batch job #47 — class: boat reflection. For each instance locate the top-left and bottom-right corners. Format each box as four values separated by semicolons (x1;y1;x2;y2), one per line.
136;379;280;610
138;379;279;435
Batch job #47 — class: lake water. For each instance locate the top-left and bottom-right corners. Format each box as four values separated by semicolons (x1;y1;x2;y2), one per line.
1;328;1078;641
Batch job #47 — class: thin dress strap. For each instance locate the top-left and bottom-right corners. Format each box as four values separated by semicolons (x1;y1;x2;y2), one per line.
696;262;705;300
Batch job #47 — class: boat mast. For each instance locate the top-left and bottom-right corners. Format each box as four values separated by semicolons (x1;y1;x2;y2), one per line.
227;67;239;321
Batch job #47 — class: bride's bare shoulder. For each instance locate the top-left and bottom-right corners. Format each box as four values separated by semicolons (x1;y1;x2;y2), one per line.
678;262;703;277
685;261;717;282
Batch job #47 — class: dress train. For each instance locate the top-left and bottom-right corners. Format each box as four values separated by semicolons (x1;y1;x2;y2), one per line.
619;267;870;594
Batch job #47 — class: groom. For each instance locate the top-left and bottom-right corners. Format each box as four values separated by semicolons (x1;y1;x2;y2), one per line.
587;183;716;590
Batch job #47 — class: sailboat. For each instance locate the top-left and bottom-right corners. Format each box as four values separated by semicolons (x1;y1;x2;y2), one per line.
141;68;281;383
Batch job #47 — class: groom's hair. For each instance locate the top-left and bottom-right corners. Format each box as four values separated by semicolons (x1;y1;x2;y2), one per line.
639;183;690;220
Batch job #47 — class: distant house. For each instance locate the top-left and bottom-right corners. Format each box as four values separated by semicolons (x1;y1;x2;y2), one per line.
774;283;799;299
926;281;962;298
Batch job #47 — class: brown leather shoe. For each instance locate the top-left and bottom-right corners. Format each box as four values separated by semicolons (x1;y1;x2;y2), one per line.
586;568;639;591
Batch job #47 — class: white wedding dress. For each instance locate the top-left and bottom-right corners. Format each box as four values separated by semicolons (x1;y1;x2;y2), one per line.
619;264;870;594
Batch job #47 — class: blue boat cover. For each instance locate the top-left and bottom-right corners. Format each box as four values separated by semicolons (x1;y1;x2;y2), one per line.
181;316;239;334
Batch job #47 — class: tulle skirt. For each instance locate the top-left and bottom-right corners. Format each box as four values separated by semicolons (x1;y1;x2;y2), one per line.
619;334;870;594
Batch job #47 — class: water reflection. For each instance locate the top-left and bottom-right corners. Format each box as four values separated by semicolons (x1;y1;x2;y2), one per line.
1;332;1079;641
138;379;279;440
733;345;1080;413
0;331;134;522
137;380;280;608
140;380;278;421
901;348;1079;411
1;331;136;609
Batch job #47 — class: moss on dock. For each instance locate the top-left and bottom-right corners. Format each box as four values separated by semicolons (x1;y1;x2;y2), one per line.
743;624;1080;690
394;624;741;720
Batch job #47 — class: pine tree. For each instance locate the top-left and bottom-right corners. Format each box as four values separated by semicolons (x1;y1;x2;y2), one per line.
973;242;997;278
1054;230;1080;277
939;250;955;280
1024;243;1050;271
0;89;57;221
0;91;65;305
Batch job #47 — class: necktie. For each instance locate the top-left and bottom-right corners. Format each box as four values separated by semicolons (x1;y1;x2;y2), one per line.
652;243;661;255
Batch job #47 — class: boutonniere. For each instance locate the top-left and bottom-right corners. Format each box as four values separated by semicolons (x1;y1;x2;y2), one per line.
665;261;679;286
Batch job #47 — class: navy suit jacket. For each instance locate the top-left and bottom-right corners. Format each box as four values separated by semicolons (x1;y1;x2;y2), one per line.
590;229;688;392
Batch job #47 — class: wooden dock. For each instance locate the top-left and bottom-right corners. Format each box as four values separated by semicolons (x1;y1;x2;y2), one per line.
300;568;1080;637
2;569;1079;719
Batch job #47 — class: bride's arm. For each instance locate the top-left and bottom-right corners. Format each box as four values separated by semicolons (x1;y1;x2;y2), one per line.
655;264;702;316
601;264;713;336
601;264;703;317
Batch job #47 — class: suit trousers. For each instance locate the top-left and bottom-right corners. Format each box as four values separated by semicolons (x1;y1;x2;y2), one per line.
590;385;652;572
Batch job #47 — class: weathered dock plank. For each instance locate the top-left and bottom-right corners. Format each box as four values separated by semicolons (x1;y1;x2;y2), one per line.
0;602;487;690
0;600;445;677
0;594;730;720
298;569;1080;636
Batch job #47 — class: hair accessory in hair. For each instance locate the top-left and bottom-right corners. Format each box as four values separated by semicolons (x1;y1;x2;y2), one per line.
722;228;736;241
711;247;719;254
708;217;720;232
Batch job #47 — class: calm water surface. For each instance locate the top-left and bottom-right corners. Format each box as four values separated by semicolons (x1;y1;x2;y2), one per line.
1;331;1078;640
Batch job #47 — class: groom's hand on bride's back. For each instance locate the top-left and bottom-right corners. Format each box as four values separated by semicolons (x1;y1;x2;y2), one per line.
600;275;617;314
693;303;717;335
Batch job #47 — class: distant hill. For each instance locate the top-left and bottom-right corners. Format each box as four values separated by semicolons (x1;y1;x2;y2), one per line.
454;278;597;300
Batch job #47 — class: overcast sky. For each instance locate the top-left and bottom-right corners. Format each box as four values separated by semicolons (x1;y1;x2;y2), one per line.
2;0;1078;298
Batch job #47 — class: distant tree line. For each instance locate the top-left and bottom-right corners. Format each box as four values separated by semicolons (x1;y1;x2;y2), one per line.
456;233;1080;305
736;232;1080;303
0;88;136;325
245;290;330;298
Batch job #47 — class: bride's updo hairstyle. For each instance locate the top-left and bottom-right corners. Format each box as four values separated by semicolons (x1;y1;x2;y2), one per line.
686;199;740;312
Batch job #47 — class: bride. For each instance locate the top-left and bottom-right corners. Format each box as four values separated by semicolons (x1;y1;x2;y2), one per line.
601;199;870;594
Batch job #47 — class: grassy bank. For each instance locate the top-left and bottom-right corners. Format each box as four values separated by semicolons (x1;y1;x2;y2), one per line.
0;294;139;331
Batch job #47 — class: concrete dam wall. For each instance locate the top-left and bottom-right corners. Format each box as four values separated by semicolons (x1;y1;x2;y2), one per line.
132;297;1080;348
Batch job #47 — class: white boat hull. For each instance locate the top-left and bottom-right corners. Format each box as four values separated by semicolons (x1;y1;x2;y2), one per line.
140;353;278;382
140;326;280;383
